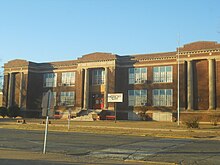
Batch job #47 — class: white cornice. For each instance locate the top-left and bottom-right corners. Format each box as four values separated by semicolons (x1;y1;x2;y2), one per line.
178;48;220;55
179;55;220;61
137;56;176;62
117;61;180;68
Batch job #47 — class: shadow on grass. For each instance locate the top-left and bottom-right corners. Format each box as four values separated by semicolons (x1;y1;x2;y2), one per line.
0;158;74;165
193;136;217;139
200;126;220;130
0;118;18;123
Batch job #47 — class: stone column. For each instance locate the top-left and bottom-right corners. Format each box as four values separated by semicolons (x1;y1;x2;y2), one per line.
83;68;89;109
208;59;216;110
104;67;108;109
7;73;13;107
19;72;23;108
187;60;194;110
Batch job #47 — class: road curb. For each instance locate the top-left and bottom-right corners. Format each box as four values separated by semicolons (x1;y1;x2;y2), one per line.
125;159;178;165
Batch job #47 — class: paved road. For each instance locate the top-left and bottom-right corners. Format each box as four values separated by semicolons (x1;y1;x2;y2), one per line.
0;128;220;165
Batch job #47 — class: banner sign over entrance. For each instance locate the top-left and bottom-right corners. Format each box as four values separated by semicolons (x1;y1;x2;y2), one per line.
108;93;123;103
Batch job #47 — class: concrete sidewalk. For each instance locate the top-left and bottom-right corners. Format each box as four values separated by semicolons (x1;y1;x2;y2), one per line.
0;148;148;165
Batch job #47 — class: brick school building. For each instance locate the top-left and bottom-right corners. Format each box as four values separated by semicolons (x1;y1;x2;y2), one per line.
3;41;220;121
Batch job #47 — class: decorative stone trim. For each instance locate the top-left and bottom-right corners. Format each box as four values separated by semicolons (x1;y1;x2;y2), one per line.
117;61;178;68
178;49;220;55
138;56;176;62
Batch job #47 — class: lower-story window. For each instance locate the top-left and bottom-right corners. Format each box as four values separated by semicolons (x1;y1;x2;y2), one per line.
128;90;147;106
60;92;75;106
153;89;173;106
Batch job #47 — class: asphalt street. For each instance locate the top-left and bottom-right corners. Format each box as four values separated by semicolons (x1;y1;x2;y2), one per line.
0;128;220;165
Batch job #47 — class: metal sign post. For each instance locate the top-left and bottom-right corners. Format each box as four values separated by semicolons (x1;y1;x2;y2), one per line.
108;93;123;123
114;103;117;123
68;108;71;131
41;90;54;154
43;115;49;154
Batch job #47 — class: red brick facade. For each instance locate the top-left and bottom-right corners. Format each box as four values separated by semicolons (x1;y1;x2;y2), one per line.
3;41;220;121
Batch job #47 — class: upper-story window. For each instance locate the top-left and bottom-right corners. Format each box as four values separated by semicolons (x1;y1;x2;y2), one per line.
61;72;75;86
92;69;105;85
43;73;57;87
153;66;172;83
129;68;147;84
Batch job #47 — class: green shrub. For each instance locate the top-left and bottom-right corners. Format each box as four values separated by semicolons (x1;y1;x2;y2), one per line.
0;107;8;118
183;116;200;128
7;105;20;118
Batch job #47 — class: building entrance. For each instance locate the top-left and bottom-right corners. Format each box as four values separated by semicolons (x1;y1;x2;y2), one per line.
92;93;104;109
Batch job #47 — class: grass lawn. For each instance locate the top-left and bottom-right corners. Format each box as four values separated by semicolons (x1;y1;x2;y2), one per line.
1;118;220;140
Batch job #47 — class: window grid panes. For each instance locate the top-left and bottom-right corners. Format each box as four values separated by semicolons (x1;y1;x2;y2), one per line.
43;73;57;87
60;92;75;106
129;68;147;84
153;89;173;106
61;72;75;86
153;66;172;83
92;69;105;85
128;90;147;106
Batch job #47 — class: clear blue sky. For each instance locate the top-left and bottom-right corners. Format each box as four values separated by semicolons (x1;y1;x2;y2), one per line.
0;0;220;67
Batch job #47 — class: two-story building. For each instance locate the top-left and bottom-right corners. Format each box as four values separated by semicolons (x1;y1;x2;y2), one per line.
3;41;220;121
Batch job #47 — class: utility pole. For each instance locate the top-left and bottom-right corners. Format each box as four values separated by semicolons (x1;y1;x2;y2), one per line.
177;35;180;126
0;71;3;92
0;59;3;91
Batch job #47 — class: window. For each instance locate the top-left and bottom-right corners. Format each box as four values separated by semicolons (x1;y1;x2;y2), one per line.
92;69;105;85
153;89;173;106
153;66;172;83
129;68;147;84
43;73;57;87
128;90;147;106
61;72;75;86
60;92;75;106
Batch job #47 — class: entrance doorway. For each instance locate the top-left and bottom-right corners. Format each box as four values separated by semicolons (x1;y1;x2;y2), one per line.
92;93;104;109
